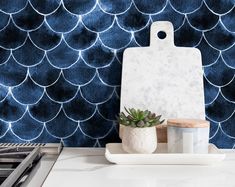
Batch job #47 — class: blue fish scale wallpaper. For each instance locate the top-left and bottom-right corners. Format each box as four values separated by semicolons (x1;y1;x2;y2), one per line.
0;0;234;148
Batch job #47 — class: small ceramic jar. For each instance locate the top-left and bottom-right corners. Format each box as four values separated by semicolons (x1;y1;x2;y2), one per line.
167;119;210;154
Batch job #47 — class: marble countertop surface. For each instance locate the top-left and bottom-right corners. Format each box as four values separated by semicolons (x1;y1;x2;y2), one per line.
43;148;235;187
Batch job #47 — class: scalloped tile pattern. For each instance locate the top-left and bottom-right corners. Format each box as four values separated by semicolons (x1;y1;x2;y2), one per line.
0;0;234;148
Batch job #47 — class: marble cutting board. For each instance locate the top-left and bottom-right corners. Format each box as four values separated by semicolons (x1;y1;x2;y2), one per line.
120;21;205;122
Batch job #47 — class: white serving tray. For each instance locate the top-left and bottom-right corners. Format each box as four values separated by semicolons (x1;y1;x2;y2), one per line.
105;143;225;165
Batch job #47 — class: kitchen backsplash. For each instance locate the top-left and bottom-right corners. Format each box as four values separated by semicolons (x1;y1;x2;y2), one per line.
0;0;234;148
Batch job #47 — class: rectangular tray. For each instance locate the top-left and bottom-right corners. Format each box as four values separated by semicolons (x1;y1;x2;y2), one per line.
105;143;225;165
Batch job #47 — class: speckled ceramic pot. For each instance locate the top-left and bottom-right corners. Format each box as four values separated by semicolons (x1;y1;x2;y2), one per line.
122;126;157;154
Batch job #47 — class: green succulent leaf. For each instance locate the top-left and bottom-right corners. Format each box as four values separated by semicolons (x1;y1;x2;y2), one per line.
117;107;164;128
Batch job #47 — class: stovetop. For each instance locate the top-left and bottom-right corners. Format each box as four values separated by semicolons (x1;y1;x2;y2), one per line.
0;143;62;187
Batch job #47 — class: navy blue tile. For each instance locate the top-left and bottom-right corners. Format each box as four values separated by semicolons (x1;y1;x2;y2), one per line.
0;56;27;86
11;112;43;140
12;76;44;105
47;40;79;68
29;93;61;122
98;124;121;147
0;120;9;137
63;91;96;121
204;56;234;87
64;23;97;50
82;41;114;68
206;94;234;123
0;0;27;14
0;47;10;65
209;127;235;149
82;5;114;32
0;20;27;49
221;8;235;32
0;0;234;148
187;3;219;31
204;23;235;50
80;112;113;139
46;4;78;33
204;0;234;14
99;21;132;49
63;58;96;85
0;130;25;143
134;0;167;14
12;3;44;31
63;0;96;15
0;94;26;122
13;38;45;66
30;0;60;15
134;26;150;46
222;45;235;68
207;118;219;139
31;128;60;144
46;75;78;102
221;78;235;102
203;77;219;105
30;22;61;50
174;20;202;47
117;5;149;31
196;37;220;66
170;0;203;14
80;75;114;104
46;110;78;138
151;3;185;30
62;127;96;147
98;58;122;86
98;93;120;121
0;85;8;101
221;113;235;138
99;0;132;14
29;56;61;86
0;11;10;30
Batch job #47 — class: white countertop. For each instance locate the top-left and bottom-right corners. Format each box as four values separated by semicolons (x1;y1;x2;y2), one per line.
43;148;235;187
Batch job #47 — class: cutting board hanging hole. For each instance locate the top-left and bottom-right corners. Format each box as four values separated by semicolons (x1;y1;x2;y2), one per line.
150;22;174;47
157;31;166;39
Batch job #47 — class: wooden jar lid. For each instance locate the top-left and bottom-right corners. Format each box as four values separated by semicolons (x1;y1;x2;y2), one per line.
167;119;210;128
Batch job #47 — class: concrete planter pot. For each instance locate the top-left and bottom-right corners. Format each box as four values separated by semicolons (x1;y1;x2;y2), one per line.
121;126;157;154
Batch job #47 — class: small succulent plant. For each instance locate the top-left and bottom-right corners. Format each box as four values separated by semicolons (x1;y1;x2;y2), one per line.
118;107;164;128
